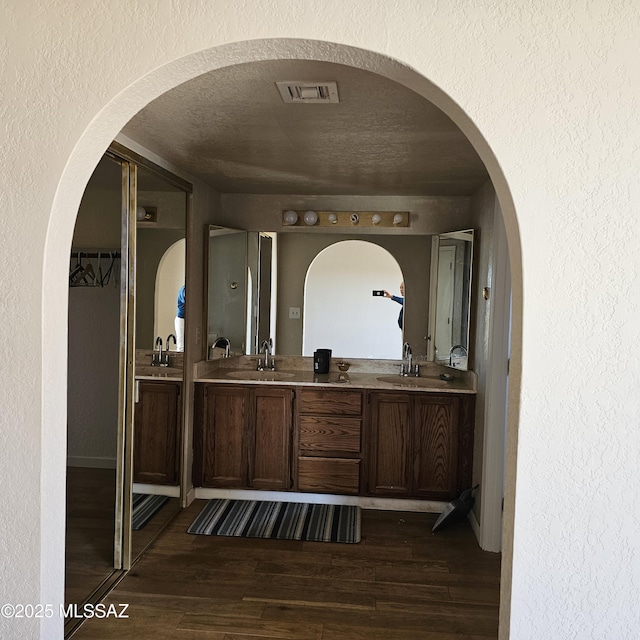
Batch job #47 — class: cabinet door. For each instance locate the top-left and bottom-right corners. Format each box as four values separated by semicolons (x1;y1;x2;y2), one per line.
250;387;293;490
134;381;180;485
413;395;459;500
201;385;248;488
367;392;412;496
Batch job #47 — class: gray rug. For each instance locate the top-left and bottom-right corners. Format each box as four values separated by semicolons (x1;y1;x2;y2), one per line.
132;493;169;530
187;499;361;543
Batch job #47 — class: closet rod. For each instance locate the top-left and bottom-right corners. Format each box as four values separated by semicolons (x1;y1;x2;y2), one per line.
70;251;121;259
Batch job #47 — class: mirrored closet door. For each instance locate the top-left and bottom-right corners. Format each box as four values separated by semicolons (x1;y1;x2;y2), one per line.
65;146;191;636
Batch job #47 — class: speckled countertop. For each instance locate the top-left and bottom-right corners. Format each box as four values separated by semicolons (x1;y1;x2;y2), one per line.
193;355;476;394
135;349;184;381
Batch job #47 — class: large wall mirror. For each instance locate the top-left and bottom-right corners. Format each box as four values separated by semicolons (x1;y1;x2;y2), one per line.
135;167;187;351
428;229;474;370
207;226;249;354
206;225;474;365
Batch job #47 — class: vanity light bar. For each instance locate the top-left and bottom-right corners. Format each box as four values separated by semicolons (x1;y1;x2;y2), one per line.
281;210;409;228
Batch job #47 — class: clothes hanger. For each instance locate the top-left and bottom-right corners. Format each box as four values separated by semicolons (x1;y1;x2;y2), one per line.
101;252;116;286
95;252;103;287
81;260;96;285
69;252;85;286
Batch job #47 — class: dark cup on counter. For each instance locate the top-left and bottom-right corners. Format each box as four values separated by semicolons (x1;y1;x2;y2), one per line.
313;349;332;374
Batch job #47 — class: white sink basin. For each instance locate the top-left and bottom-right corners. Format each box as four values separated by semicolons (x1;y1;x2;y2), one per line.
225;370;296;381
376;375;451;388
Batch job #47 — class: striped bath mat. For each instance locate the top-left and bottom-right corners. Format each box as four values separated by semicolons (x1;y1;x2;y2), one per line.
187;499;361;543
132;493;169;530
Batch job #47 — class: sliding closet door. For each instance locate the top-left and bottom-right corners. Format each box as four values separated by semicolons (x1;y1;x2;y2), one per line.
117;158;137;570
66;153;126;609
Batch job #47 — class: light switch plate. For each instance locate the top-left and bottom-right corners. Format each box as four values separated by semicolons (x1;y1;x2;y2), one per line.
289;307;301;319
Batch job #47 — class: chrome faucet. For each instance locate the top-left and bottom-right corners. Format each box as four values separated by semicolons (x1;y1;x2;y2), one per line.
152;336;167;367
401;342;418;376
213;336;231;358
258;339;275;371
449;344;468;367
161;334;176;366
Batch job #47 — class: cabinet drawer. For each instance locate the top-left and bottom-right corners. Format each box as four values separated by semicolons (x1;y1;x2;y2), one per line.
298;457;360;495
298;389;363;416
299;416;361;455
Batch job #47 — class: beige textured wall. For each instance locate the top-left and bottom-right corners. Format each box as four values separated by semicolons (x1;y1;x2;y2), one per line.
3;4;640;639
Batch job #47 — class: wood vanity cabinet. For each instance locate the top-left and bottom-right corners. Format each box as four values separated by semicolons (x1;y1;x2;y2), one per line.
366;391;474;501
296;388;363;495
193;384;293;491
133;380;181;485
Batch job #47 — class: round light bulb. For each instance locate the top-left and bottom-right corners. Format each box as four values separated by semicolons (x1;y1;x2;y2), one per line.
371;213;382;225
283;210;298;225
136;205;148;221
328;213;338;224
393;213;404;225
303;210;318;225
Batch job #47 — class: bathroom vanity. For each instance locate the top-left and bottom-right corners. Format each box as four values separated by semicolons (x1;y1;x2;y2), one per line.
192;357;475;503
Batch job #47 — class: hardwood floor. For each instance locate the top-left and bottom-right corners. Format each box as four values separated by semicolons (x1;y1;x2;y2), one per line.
66;467;181;608
65;467;116;607
72;500;501;639
132;496;181;559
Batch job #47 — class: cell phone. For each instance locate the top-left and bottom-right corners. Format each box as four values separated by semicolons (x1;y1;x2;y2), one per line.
372;290;384;296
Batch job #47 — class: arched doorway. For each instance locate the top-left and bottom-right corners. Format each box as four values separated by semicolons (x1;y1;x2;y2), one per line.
44;38;522;636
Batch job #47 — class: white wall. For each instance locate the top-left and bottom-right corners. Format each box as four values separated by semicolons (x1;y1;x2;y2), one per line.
67;163;122;469
2;4;640;639
67;285;120;468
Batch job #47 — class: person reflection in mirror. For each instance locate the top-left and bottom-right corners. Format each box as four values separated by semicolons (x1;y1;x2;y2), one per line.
175;285;185;352
384;281;404;329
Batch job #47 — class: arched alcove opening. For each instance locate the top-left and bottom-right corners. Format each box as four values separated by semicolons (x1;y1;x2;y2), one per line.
302;240;404;359
44;38;522;635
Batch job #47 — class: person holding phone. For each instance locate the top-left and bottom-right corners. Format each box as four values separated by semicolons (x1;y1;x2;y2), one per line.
383;281;404;329
175;285;185;352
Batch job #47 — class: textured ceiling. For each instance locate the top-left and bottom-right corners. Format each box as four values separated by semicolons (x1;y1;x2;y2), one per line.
122;60;488;196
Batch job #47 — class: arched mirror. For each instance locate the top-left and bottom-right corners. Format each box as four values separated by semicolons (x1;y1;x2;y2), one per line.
302;240;404;359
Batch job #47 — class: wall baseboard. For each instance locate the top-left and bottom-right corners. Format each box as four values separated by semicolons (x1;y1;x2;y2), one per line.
194;488;447;513
132;483;180;498
67;456;116;469
468;507;481;543
185;487;196;508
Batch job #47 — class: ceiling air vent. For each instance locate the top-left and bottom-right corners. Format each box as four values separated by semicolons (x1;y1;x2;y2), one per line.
276;81;339;103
